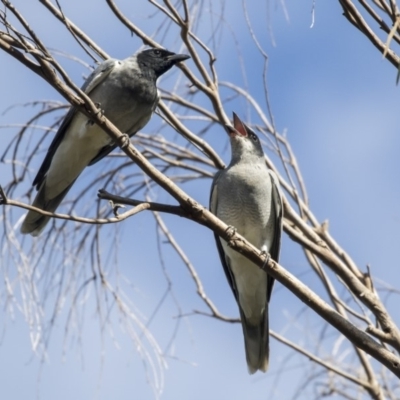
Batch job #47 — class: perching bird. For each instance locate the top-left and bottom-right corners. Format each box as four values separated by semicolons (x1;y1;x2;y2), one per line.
21;48;190;236
210;113;283;373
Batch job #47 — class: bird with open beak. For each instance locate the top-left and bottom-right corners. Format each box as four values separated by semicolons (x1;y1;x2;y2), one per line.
210;113;283;373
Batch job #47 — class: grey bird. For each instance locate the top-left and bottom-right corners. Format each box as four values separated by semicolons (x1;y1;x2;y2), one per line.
210;113;283;373
21;48;190;236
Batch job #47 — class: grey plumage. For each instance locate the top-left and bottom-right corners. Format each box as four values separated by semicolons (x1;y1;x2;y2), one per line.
21;48;189;236
210;113;283;374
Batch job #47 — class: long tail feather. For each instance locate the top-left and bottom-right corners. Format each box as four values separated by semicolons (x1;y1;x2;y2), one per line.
21;182;74;236
240;306;269;374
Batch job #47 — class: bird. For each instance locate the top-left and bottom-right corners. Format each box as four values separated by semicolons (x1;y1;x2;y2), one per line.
210;112;283;373
21;48;190;236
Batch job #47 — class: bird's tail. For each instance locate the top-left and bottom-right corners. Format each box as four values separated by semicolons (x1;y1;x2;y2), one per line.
240;306;269;374
20;182;74;236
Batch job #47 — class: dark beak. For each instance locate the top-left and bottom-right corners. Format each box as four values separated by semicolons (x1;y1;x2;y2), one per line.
168;53;190;63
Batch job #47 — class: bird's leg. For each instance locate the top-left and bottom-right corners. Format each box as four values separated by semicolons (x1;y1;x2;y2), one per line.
117;133;131;149
260;250;270;272
86;103;104;126
93;102;104;116
225;225;237;240
225;225;239;251
89;100;131;149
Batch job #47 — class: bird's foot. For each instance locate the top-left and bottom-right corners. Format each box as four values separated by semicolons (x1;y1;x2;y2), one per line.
86;103;104;126
118;133;131;149
94;102;104;116
225;225;237;239
260;250;270;272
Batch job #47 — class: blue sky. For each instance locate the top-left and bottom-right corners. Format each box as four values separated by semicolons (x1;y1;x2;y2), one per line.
1;1;400;399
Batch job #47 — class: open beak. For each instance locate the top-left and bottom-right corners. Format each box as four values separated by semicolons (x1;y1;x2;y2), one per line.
225;113;248;137
232;112;248;137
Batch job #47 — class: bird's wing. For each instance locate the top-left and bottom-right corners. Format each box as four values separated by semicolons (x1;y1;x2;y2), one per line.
210;172;240;303
87;97;147;165
266;169;283;301
88;63;158;166
87;142;117;165
80;59;117;94
87;134;122;165
32;59;118;189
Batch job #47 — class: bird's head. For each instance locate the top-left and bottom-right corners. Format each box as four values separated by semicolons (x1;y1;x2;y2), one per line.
225;112;265;161
136;48;190;78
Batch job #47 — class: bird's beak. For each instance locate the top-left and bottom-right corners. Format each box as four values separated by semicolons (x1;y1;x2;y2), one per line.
225;124;238;138
232;112;248;137
168;53;191;63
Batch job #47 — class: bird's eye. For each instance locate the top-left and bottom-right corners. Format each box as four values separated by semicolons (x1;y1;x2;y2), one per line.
154;49;161;56
251;133;258;141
